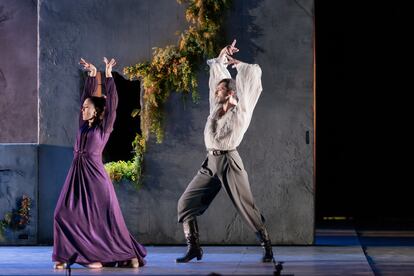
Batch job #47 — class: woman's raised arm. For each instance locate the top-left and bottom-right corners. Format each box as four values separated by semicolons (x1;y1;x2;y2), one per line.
102;57;119;133
79;58;98;126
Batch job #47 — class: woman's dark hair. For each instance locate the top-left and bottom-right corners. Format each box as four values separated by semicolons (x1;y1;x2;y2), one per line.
87;96;106;125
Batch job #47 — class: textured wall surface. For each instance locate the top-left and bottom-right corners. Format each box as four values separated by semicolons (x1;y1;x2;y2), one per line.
0;144;38;245
0;0;37;142
37;145;73;243
2;0;315;245
38;0;187;146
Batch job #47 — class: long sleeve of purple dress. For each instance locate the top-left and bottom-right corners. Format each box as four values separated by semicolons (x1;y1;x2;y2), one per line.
102;77;118;133
53;74;146;266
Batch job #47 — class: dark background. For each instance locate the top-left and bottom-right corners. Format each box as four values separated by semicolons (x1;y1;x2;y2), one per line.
103;73;141;163
315;1;412;226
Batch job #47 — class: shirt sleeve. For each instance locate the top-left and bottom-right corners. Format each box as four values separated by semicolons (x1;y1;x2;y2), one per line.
235;62;263;116
207;56;232;114
79;76;97;127
102;77;119;133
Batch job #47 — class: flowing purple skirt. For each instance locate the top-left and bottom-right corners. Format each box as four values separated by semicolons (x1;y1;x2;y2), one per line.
52;125;146;266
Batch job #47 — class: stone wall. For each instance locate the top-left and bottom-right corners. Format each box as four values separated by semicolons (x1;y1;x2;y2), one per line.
0;144;38;245
0;0;37;142
0;0;38;245
1;0;314;245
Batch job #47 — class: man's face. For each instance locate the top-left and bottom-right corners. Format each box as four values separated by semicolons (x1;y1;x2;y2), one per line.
215;82;232;104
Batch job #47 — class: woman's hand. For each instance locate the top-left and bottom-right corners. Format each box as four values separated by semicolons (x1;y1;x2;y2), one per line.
79;58;97;77
218;39;239;60
103;57;116;78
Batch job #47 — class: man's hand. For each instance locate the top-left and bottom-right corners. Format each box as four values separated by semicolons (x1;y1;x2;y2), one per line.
226;55;240;68
103;57;116;78
219;39;239;60
79;58;97;77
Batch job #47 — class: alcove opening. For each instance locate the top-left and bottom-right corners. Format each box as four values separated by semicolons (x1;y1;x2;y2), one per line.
102;72;141;163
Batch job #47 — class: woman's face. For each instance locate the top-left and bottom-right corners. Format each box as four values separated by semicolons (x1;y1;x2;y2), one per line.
82;98;96;121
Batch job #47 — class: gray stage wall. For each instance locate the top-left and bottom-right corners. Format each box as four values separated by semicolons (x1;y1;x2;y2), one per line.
0;144;38;245
0;0;314;245
0;0;37;143
0;0;38;245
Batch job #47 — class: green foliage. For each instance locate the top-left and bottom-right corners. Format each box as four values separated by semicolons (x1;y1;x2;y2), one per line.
0;195;32;241
105;160;136;182
104;133;146;188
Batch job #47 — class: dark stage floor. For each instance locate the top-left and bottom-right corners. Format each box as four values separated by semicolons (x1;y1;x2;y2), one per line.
0;228;413;275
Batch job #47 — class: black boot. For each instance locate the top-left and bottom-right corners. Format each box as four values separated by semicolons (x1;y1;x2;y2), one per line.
176;219;203;263
256;228;274;263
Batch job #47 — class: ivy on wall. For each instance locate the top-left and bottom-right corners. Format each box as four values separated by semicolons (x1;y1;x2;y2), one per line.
0;195;32;241
105;0;231;186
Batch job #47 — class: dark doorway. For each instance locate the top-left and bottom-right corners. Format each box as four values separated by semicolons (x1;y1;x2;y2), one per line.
315;1;412;226
102;72;140;163
314;0;348;221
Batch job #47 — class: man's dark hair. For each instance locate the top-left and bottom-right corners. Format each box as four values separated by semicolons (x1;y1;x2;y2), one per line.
218;78;236;93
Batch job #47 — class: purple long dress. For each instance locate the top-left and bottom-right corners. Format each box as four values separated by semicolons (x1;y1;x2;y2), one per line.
52;76;146;266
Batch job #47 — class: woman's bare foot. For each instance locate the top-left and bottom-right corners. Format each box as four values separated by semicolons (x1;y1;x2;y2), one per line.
117;258;139;268
130;257;139;268
53;262;66;269
84;262;103;269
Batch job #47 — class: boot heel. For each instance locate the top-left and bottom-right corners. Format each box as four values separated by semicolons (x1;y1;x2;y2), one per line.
197;255;202;261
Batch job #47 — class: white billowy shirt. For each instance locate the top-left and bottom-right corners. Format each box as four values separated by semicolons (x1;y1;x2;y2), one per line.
204;56;263;150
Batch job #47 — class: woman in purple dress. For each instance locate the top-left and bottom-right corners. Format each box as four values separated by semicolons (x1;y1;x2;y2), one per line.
53;58;146;269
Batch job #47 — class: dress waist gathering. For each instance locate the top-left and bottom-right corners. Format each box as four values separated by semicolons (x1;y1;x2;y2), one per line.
73;149;101;159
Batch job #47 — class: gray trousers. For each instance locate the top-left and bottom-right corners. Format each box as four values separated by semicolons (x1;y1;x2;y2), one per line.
177;150;266;233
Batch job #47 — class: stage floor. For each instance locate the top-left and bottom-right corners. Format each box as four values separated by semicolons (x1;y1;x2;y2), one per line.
0;245;372;276
1;229;413;275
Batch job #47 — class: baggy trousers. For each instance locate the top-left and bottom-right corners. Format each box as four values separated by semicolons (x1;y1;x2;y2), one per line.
177;150;266;233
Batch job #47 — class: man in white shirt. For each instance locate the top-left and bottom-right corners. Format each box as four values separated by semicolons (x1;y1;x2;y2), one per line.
176;41;274;263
